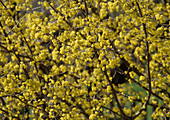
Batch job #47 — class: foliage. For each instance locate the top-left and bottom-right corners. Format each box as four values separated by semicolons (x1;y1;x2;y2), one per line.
0;0;169;119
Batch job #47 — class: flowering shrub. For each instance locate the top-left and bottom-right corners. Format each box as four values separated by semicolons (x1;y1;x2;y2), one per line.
0;0;169;119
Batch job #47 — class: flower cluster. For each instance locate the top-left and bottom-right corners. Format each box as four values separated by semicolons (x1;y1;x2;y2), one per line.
0;0;169;119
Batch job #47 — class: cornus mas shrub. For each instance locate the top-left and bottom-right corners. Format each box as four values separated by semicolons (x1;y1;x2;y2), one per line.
0;0;169;119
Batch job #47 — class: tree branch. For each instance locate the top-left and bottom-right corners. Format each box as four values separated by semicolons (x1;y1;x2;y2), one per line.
104;68;132;120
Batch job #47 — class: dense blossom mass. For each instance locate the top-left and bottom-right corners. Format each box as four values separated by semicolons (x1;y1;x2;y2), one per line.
0;0;169;119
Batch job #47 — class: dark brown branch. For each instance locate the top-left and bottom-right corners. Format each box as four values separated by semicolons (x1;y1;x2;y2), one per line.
1;1;43;97
104;68;132;120
0;97;6;106
117;91;169;111
48;1;87;40
101;105;121;117
132;2;152;118
127;74;163;100
48;2;73;28
60;98;89;119
83;0;88;16
0;107;21;120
